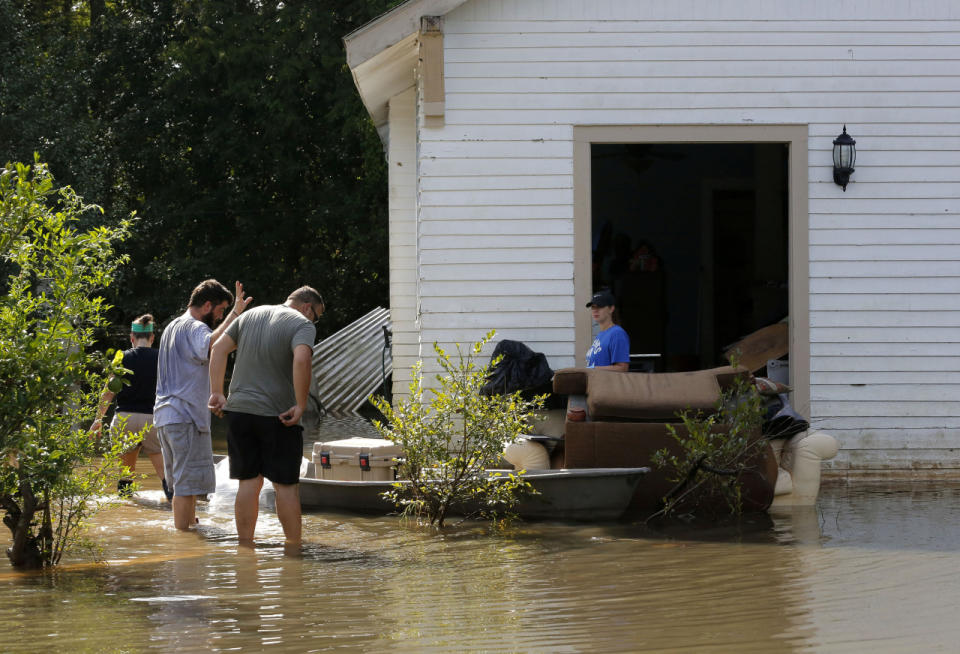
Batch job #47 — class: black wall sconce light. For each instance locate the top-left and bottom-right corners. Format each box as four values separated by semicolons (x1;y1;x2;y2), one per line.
833;126;856;191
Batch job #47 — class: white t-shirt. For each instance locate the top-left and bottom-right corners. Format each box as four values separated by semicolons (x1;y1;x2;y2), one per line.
153;312;214;432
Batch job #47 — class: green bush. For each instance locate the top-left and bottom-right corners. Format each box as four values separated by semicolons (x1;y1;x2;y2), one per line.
372;332;546;527
651;367;767;520
1;157;134;568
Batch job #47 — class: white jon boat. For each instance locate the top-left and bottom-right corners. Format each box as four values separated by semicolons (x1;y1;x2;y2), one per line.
298;465;648;521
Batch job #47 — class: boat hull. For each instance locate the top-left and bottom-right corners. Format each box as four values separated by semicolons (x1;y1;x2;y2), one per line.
299;467;648;521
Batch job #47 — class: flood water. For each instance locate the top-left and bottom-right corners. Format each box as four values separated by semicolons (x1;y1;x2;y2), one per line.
4;416;960;652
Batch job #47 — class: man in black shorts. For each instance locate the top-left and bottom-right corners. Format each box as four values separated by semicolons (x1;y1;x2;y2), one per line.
208;286;323;545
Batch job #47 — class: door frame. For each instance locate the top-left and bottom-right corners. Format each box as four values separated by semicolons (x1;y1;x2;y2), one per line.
572;124;810;415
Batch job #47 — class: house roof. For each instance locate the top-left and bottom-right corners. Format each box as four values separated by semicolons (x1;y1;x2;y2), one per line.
343;0;469;140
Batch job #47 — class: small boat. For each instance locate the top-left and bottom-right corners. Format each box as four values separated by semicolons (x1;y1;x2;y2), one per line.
298;466;649;521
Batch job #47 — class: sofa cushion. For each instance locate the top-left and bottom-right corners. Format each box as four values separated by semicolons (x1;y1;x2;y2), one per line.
586;369;722;420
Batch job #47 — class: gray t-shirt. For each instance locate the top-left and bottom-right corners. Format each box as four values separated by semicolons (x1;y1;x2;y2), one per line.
154;311;214;432
224;304;316;416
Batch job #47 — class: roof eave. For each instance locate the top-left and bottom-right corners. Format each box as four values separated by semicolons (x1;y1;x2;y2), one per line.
349;32;420;134
344;0;468;138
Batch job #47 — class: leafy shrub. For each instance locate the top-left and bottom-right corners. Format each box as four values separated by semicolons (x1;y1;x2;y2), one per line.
651;367;767;520
371;332;545;527
1;157;134;568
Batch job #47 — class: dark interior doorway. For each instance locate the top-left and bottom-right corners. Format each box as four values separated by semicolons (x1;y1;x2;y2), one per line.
591;143;789;372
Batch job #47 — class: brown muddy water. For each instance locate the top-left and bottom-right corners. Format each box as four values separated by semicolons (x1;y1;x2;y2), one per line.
3;416;960;653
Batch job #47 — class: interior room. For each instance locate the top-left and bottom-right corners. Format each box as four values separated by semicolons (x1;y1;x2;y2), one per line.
590;142;790;371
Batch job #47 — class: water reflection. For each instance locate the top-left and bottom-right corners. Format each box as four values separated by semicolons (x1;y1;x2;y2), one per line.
3;417;960;652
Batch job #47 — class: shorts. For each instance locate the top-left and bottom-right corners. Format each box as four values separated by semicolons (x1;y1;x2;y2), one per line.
111;411;161;455
225;411;303;485
157;423;215;497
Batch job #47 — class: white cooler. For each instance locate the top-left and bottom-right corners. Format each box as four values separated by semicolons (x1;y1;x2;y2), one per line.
312;437;402;481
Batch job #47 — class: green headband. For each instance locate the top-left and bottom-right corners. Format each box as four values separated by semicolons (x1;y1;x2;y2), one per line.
131;322;154;334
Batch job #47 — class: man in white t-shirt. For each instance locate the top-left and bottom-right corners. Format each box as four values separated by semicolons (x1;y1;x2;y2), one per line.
154;279;252;530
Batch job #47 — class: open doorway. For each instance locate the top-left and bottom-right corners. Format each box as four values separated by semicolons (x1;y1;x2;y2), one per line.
590;143;789;372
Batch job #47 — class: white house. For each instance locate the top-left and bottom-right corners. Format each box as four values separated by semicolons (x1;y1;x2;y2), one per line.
344;0;960;478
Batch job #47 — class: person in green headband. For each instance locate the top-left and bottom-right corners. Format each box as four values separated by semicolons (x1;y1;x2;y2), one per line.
92;313;170;500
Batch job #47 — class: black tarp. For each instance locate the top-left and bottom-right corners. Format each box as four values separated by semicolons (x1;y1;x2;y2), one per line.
480;339;554;397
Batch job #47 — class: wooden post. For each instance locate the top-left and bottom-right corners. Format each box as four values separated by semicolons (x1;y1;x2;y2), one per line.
419;16;444;118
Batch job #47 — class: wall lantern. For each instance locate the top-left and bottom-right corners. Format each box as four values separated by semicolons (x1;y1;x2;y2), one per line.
832;125;856;191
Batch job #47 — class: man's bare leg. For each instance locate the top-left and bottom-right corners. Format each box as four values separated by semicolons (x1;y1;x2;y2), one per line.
236;476;264;543
274;483;301;544
172;495;197;530
147;452;165;479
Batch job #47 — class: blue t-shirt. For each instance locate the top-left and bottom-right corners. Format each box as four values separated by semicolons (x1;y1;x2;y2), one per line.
586;324;630;368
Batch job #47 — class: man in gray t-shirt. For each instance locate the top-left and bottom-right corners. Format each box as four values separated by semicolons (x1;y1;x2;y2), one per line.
208;285;323;545
154;279;251;530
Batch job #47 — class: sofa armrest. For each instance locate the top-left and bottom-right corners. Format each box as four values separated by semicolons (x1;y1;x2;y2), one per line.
780;430;839;471
774;430;838;505
553;368;587;395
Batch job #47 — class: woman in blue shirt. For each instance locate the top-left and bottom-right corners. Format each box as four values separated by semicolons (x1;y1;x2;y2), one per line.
585;290;630;372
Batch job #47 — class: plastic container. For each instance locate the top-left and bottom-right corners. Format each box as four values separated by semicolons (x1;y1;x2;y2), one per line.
312;437;402;481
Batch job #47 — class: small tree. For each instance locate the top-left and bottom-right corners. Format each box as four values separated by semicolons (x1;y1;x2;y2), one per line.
371;332;546;527
650;367;768;520
1;157;134;568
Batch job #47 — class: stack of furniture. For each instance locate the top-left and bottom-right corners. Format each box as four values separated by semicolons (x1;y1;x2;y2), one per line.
552;367;837;513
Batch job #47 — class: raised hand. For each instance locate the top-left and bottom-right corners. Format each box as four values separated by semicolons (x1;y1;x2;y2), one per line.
233;281;253;315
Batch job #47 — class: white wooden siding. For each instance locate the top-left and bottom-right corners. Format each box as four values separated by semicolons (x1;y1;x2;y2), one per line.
397;0;960;474
387;88;418;397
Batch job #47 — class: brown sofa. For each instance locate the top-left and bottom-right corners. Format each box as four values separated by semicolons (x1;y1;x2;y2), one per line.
553;366;780;515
